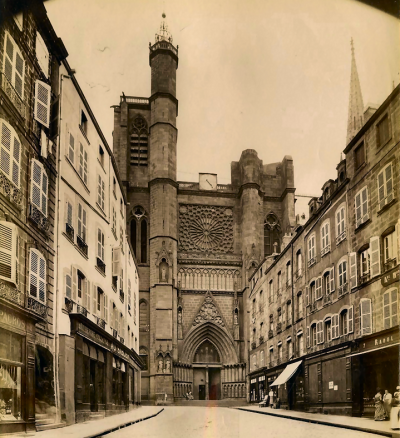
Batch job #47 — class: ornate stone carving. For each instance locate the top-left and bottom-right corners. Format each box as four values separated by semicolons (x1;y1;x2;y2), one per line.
1;72;26;119
178;266;240;291
192;292;225;327
0;281;24;307
179;204;233;253
0;174;22;207
29;204;50;232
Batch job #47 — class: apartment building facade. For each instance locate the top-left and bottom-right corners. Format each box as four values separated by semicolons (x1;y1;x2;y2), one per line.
248;83;399;416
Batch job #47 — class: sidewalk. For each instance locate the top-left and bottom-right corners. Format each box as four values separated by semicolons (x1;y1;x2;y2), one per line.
15;407;163;438
237;406;399;437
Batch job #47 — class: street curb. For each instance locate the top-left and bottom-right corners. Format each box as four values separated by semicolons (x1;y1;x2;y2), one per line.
236;407;393;437
85;408;164;438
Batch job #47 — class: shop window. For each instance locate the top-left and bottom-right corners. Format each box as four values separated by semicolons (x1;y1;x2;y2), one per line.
0;328;22;422
377;114;390;148
383;288;398;330
354;142;365;169
0;119;21;188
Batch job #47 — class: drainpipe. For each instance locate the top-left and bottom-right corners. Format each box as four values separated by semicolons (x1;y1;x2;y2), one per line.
53;72;70;424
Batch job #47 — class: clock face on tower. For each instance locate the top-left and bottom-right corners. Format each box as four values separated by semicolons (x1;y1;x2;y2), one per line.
199;173;217;191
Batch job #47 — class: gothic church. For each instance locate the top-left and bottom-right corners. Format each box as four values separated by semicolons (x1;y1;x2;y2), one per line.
112;16;296;402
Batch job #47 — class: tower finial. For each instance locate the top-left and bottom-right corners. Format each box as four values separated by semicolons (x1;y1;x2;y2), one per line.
155;11;173;44
346;38;364;145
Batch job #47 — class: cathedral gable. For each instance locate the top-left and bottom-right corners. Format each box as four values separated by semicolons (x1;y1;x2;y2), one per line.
192;291;226;328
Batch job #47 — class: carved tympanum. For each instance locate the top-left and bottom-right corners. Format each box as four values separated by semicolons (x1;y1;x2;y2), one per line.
192;294;225;327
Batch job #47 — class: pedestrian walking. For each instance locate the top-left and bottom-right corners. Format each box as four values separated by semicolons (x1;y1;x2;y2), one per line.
374;388;386;421
390;386;400;430
383;389;392;419
269;388;274;408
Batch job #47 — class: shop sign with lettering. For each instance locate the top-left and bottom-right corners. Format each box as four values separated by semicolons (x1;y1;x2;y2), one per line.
0;309;26;331
78;323;110;350
353;331;399;353
381;268;399;287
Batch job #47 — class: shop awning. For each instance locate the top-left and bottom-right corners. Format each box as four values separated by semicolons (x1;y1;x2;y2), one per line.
270;360;302;387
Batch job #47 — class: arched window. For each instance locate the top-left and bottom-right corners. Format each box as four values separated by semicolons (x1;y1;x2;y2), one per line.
264;213;281;256
130;206;148;263
130;116;148;166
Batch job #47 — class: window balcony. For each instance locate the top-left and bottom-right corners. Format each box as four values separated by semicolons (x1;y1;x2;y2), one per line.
96;316;106;329
378;191;394;211
29;204;49;232
77;235;88;256
384;258;397;272
64;297;74;313
308;257;316;268
323;294;331;305
268;329;273;339
277;322;282;333
294;270;303;281
119;289;125;303
321;245;331;257
96;257;106;274
66;223;74;241
113;329;118;338
310;302;317;312
77;304;88;317
0;71;26;118
338;282;349;297
336;229;347;245
26;296;47;319
359;272;370;284
0;282;25;307
0;174;22;207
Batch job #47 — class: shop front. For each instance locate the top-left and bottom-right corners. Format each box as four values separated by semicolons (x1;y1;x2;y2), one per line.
63;315;142;424
0;305;38;434
270;360;303;410
350;328;399;417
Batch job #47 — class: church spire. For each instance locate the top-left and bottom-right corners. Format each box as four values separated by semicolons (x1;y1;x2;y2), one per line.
346;38;364;145
155;12;173;44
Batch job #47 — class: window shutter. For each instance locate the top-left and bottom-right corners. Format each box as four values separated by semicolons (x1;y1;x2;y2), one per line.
14;51;24;98
4;34;14;84
34;81;51;128
370;236;381;278
68;133;75;164
355;192;361;227
77;203;82;236
109;301;113;328
360;299;372;335
103;294;107;322
320;320;324;343
71;266;77;301
112;247;121;276
101;179;105;210
306;286;310;307
0;121;11;180
330;267;335;292
31;160;42;209
86;280;91;312
35;32;49;77
38;254;46;303
66;202;73;227
306;326;310;348
49;95;60;140
361;187;369;223
65;274;72;298
316;277;322;299
12;136;21;187
92;284;97;315
97;175;102;205
41;171;48;217
0;222;17;283
83;149;88;185
332;314;339;339
383;291;391;330
79;143;84;180
386;164;393;204
29;249;38;298
349;252;357;289
348;306;354;333
390;289;398;327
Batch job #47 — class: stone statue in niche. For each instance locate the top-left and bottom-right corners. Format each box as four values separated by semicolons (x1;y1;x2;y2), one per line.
178;309;182;324
234;310;238;325
159;259;169;283
158;359;163;373
165;359;171;373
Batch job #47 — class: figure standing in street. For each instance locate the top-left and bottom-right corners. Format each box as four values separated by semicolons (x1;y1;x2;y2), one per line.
383;389;392;419
374;388;386;421
390;386;400;429
269;388;274;408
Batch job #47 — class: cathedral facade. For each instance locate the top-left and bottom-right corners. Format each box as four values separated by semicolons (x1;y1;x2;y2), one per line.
112;18;296;402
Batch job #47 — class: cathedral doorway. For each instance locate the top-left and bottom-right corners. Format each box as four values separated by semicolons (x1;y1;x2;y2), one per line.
192;340;222;400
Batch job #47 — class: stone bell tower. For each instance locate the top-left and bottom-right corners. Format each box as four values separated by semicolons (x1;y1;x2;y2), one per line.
148;14;179;401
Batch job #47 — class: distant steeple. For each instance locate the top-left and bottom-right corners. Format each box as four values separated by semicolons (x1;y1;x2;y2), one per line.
155;12;173;44
346;38;364;145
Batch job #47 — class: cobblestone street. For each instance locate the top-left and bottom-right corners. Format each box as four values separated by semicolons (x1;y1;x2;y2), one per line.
105;407;374;438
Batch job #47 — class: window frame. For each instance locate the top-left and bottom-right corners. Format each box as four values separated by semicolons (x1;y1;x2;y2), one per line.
383;288;398;330
3;31;25;99
376;113;390;148
29;248;46;303
320;219;330;255
0;118;21;188
335;203;346;242
30;159;48;217
377;162;394;210
307;233;316;266
355;186;369;228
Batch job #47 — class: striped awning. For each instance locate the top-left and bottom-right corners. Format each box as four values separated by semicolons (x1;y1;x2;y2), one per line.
270;360;302;387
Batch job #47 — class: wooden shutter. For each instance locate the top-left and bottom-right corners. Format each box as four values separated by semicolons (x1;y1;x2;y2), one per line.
97;175;102;205
101;179;105;210
31;160;42;210
4;34;14;84
332;314;339;339
349;252;357;289
12;135;21;187
316;277;322;299
348;306;354;333
38;254;46;303
104;294;108;322
355;192;362;228
306;286;310;306
370;236;381;277
360;299;372;335
97;229;104;260
92;284;97;315
0;222;17;283
306;326;310;348
390;289;398;327
0;121;11;181
41;170;48;217
330;267;335;292
34;80;51;128
383;291;391;330
86;280;91;312
378;169;385;208
35;32;49;77
71;266;77;301
77;203;82;236
82;208;87;242
65;274;72;298
29;249;38;298
14;51;24;98
68;132;75;163
83;149;88;185
79;143;84;180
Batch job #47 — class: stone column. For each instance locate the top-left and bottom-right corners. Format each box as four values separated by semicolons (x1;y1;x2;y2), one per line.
205;367;209;400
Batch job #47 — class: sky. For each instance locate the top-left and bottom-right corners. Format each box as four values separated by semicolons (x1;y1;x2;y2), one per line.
45;0;400;217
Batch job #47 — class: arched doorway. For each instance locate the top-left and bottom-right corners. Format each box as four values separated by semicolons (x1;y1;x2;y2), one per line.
192;340;221;400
